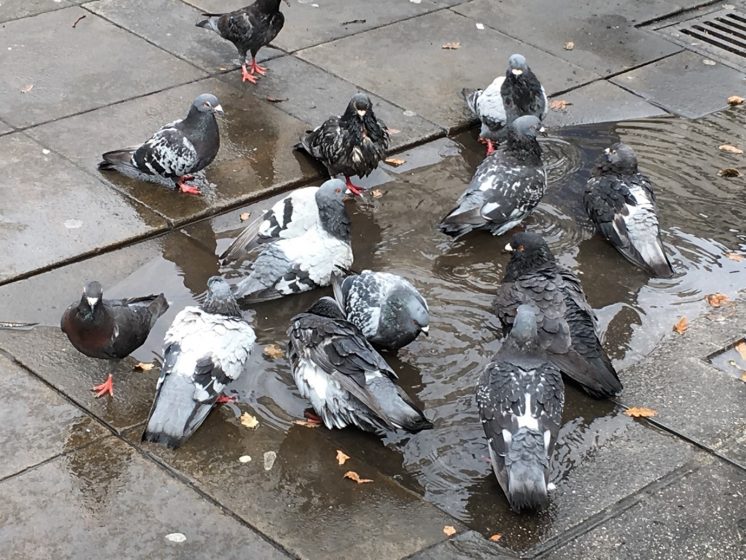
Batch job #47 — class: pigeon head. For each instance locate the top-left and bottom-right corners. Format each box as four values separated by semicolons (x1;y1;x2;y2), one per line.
317;178;359;203
79;281;104;317
596;143;638;175
307;296;347;320
316;179;352;240
509;304;540;347
395;289;430;336
504;232;555;279
257;0;289;11
202;276;242;317
506;54;529;78
344;93;374;121
192;93;224;116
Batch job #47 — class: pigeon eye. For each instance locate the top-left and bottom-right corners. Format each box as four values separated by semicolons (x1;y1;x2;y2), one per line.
203;101;211;107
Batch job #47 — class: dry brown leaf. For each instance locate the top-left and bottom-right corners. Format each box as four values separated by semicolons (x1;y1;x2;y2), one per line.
266;96;288;103
735;341;746;361
370;188;384;199
385;157;406;167
263;344;284;360
741;371;746;382
705;293;729;307
20;84;34;94
134;362;154;372
292;419;321;428
719;144;744;155
441;41;461;50
240;412;259;429
673;316;688;335
386;128;401;135
718;168;741;178
239;212;251;222
725;252;744;262
624;406;657;418
564;41;575;50
549;99;572;111
336;450;350;465
727;95;744;106
443;526;457;537
344;470;373;484
489;533;503;542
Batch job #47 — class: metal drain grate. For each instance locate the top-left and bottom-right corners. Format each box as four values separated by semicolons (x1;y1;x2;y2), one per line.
656;8;746;71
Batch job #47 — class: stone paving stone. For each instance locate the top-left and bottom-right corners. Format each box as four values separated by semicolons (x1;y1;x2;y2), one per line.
611;51;746;118
297;9;598;132
408;531;518;559
0;7;205;129
0;354;108;480
87;0;282;74
0;133;167;283
0;436;290;560
544;80;668;128
0;0;75;23
27;77;317;226
542;458;746;560
453;0;682;76
130;419;464;560
220;55;445;151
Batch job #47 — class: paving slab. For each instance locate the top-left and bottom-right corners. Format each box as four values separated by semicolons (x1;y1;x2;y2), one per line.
297;9;598;132
453;0;682;76
0;7;205;128
220;55;444;151
544;80;669;128
0;119;12;135
0;436;290;560
611;50;746;118
408;531;517;560
719;433;746;469
87;0;282;74
542;458;746;560
0;354;107;480
0;0;76;23
27;77;317;226
0;133;167;283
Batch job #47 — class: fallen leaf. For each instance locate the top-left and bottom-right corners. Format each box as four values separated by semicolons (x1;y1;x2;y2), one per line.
725;252;744;262
624;406;657;418
165;533;187;543
134;362;154;372
443;526;457;537
341;18;366;25
718;168;741;177
673;317;688;335
489;533;503;542
441;42;461;50
292;419;321;428
239;211;251;222
370;188;384;199
549;99;572;111
564;41;575;50
264;450;277;471
72;14;86;28
266;96;288;103
336;450;350;465
386;128;401;135
719;144;744;154
240;412;259;429
703;58;716;66
344;470;373;484
705;293;729;307
741;371;746;382
385;157;406;167
20;84;34;94
263;344;284;360
727;95;744;106
735;341;746;361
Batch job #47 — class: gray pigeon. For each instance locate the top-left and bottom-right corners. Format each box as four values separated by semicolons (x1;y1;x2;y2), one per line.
227;179;355;302
476;304;564;512
142;277;255;449
287;297;433;434
296;93;389;194
61;281;169;397
332;270;429;352
440;116;546;239
99;94;223;195
196;0;288;84
494;232;623;398
584;143;674;278
463;54;547;155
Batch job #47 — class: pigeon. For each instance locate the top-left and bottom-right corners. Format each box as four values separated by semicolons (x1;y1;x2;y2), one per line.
99;94;223;195
228;179;356;302
60;281;169;397
287;297;433;434
439;116;546;240
494;232;623;398
332;270;429;352
476;304;564;512
196;0;288;84
463;54;547;155
142;277;255;449
584;143;674;278
296;93;389;194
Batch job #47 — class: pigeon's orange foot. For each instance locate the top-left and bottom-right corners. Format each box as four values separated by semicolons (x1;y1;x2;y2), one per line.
479;137;496;156
250;58;267;76
177;177;201;195
303;409;323;425
241;64;258;84
92;374;114;398
344;176;364;196
216;395;237;405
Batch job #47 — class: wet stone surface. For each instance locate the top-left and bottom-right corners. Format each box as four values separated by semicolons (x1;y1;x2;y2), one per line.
0;0;77;24
409;530;517;560
0;436;290;560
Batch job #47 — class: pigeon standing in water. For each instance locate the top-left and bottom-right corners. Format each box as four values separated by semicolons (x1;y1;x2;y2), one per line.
142;277;255;449
99;94;223;195
296;93;389;194
494;232;623;398
61;282;169;397
196;0;288;84
287;297;433;434
439;116;546;239
226;179;357;302
584;143;674;278
476;304;564;512
332;270;429;352
463;54;547;155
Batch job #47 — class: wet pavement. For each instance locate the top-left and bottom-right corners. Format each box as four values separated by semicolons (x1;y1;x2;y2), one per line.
1;1;745;559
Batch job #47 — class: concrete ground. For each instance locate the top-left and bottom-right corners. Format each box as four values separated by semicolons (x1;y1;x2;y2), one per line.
0;0;745;558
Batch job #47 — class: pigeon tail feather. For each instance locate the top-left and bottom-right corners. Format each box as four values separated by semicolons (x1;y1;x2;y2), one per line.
507;459;548;512
195;16;220;33
98;148;137;171
461;88;481;117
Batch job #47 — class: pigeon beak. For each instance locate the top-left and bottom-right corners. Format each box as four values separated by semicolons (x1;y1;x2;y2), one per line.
357;109;367;118
511;68;524;76
604;147;611;155
504;243;514;252
420;325;430;336
213;104;224;116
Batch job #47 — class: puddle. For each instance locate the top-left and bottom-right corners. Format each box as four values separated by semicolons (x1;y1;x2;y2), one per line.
4;109;745;551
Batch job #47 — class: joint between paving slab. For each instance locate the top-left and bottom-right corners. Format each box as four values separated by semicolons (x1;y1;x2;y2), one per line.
632;0;725;27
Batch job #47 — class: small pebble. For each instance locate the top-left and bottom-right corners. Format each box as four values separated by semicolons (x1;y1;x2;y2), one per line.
476;23;485;30
165;533;186;543
239;455;252;463
263;451;277;471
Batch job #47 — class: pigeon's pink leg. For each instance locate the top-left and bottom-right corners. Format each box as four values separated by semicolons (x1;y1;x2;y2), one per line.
216;395;236;405
177;176;201;195
92;374;114;398
250;57;267;76
478;137;496;156
344;176;365;196
241;63;258;84
303;409;323;425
